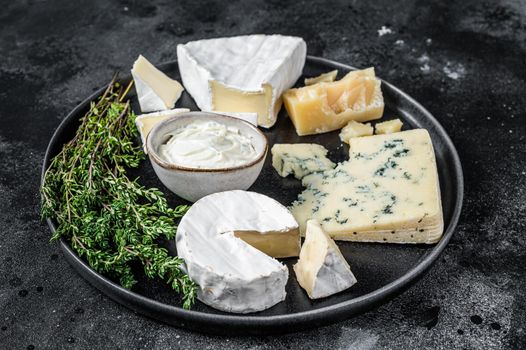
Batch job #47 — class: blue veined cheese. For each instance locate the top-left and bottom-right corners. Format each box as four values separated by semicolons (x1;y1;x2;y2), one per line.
271;144;336;180
290;129;443;244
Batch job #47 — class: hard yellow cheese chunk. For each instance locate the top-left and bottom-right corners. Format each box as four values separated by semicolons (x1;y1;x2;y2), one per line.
283;68;384;136
375;118;403;134
304;70;338;86
339;121;374;144
291;129;443;244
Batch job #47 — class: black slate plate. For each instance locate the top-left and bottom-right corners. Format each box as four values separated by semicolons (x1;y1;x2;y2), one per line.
42;56;463;335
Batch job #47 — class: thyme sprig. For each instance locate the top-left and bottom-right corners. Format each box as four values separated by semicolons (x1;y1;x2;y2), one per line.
41;77;197;309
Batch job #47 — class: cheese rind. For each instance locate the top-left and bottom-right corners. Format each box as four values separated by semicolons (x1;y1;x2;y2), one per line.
339;121;374;144
283;68;384;136
135;108;190;153
290;129;443;244
294;220;357;299
375;118;403;134
131;55;184;112
305;70;338;86
271;144;335;180
177;35;306;128
176;190;299;313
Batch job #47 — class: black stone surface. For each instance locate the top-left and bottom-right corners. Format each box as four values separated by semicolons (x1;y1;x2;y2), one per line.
0;0;524;349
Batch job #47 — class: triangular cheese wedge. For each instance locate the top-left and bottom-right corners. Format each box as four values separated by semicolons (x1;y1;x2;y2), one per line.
294;220;357;299
131;55;184;113
177;35;306;128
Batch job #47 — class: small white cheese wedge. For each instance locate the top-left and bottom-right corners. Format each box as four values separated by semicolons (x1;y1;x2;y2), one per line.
135;108;190;153
271;143;335;180
304;70;338;86
131;55;184;112
339;120;374;144
177;35;306;128
176;190;300;313
294;220;357;299
375;118;403;134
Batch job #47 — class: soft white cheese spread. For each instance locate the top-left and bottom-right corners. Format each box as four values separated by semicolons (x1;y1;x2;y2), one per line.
158;120;257;169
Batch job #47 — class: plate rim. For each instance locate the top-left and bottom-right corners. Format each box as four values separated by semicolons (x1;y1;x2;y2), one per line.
41;55;464;335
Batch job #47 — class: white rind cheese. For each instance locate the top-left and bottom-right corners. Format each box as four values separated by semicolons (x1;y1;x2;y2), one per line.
176;190;299;313
135;108;190;153
131;55;184;112
291;129;443;244
294;220;357;299
177;35;306;127
271;144;335;180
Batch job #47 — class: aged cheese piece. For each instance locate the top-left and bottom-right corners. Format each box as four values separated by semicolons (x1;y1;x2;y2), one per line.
305;70;338;86
176;190;300;313
339;120;374;144
290;129;443;244
271;144;335;180
131;55;184;112
294;220;357;299
283;68;384;136
135;108;190;153
177;35;307;128
375;118;403;134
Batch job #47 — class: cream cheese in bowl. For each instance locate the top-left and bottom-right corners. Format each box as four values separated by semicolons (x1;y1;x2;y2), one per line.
158;120;258;169
146;111;268;202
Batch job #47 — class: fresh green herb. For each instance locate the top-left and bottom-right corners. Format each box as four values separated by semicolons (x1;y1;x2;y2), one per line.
40;77;197;309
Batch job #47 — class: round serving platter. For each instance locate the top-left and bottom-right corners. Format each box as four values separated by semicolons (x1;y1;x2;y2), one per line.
42;56;463;335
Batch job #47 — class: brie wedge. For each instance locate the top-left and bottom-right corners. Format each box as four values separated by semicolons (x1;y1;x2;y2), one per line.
131;55;184;112
176;190;300;313
135;108;190;153
177;35;307;127
294;220;357;299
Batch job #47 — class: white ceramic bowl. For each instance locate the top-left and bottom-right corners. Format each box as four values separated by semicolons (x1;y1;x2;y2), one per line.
146;111;268;202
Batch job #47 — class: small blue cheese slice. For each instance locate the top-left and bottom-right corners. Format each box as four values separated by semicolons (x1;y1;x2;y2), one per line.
294;220;357;299
291;129;443;244
271;144;335;180
131;55;184;113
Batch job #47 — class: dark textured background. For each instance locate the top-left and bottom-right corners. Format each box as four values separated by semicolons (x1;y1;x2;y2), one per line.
1;0;525;349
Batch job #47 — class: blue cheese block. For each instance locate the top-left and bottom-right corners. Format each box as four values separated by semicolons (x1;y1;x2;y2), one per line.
271;143;336;180
290;129;443;244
